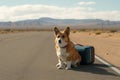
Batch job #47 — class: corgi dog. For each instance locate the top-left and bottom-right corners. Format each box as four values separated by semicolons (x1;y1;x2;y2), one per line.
54;27;81;70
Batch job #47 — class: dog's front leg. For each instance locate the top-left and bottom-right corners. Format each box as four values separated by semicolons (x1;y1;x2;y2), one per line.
66;61;72;70
56;58;61;67
56;58;65;69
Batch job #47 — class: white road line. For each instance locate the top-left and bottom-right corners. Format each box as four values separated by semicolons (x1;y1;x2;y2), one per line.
95;55;120;75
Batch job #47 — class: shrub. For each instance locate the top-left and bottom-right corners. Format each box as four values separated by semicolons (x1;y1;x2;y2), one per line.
95;32;101;35
109;30;117;33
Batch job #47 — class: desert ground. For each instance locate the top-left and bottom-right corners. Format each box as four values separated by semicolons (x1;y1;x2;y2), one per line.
70;30;120;68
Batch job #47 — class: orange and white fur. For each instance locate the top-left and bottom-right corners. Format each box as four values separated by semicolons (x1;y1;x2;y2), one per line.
54;27;81;70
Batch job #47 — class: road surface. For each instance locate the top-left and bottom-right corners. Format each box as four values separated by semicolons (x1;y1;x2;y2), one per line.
0;32;120;80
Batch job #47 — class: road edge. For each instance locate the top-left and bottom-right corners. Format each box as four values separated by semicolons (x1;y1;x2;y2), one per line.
95;55;120;75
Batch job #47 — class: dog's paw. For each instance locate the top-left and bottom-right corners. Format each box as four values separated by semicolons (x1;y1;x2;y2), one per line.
56;63;63;69
57;66;64;69
56;63;60;67
65;67;71;70
56;63;66;69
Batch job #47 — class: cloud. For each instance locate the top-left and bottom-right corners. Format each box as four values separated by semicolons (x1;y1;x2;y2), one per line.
0;4;120;21
78;1;96;6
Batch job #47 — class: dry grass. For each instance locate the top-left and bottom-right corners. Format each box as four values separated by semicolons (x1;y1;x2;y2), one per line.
0;29;14;34
72;30;77;33
85;29;119;35
0;29;53;34
70;29;120;40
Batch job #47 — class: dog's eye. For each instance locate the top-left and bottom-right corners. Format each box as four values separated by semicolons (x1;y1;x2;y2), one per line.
62;35;65;38
57;36;60;38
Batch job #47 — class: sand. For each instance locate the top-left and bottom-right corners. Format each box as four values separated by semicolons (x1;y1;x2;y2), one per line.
70;31;120;68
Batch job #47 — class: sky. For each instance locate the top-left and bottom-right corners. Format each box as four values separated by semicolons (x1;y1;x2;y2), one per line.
0;0;120;21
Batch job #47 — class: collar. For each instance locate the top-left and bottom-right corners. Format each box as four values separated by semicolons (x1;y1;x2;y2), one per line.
60;44;68;48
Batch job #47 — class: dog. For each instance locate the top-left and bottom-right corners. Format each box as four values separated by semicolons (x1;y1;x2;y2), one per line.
54;27;81;70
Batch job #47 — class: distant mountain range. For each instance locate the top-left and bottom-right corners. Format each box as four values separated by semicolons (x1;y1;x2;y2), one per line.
0;17;120;30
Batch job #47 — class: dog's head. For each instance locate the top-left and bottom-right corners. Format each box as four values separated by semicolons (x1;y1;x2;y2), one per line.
54;27;70;48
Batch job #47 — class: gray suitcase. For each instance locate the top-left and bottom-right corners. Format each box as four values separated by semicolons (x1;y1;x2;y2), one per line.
75;44;95;65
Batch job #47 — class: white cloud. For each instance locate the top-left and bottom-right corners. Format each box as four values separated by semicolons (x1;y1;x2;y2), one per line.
78;1;96;6
0;4;120;21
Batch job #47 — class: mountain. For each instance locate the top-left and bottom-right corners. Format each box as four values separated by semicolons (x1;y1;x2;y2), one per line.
0;17;120;30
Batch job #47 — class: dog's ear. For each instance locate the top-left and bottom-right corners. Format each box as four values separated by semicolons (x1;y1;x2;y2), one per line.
54;27;60;35
64;27;70;36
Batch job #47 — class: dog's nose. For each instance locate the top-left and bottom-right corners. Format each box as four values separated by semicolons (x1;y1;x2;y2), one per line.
58;39;61;44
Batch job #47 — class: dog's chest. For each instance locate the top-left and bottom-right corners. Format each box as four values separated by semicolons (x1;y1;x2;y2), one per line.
57;48;69;58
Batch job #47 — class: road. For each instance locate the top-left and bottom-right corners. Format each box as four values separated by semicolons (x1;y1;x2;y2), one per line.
0;32;120;80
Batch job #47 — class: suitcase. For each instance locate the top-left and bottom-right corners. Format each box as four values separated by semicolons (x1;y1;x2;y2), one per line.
75;44;95;65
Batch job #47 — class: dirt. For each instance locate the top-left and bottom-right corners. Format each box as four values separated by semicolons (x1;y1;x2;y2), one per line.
70;31;120;68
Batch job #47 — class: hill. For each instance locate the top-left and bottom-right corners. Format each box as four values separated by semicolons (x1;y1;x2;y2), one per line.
0;17;120;30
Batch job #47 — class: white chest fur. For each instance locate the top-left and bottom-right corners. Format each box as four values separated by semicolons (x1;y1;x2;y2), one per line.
57;48;69;59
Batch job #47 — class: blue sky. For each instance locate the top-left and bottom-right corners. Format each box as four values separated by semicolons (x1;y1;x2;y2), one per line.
0;0;120;10
0;0;120;21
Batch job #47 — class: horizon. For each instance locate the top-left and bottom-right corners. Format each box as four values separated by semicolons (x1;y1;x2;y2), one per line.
0;0;120;21
0;17;120;23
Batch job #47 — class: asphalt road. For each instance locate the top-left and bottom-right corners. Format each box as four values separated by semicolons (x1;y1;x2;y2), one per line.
0;32;120;80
